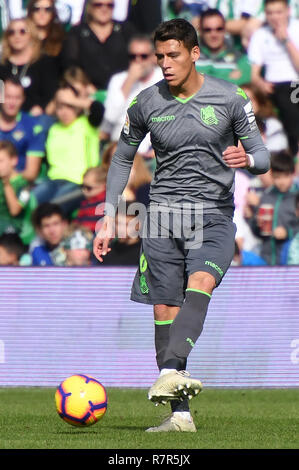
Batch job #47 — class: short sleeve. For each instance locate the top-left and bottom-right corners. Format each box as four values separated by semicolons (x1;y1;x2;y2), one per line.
26;121;46;158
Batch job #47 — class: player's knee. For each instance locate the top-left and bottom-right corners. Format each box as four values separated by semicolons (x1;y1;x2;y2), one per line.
154;304;180;322
188;271;216;294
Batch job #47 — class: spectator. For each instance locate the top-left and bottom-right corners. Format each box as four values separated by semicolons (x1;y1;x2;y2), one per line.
241;83;289;154
0;140;32;239
0;78;46;182
245;151;299;265
0;233;27;266
32;84;104;215
98;202;141;266
62;224;94;266
30;202;68;265
0;17;60;116
60;0;136;91
45;65;100;117
196;8;251;86
27;0;65;57
100;35;163;151
248;0;299;157
74;166;107;233
286;192;299;264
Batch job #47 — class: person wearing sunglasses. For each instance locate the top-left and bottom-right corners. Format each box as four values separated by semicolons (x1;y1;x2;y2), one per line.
60;0;136;92
0;18;60;117
27;0;65;57
100;35;162;152
195;8;251;86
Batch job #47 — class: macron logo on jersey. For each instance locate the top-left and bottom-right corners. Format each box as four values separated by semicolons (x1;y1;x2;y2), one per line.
151;115;176;123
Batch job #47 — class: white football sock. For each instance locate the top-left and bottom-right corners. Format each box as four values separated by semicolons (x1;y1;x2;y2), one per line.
159;368;176;377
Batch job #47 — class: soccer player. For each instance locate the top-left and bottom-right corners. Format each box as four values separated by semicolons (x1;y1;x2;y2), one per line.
93;19;270;432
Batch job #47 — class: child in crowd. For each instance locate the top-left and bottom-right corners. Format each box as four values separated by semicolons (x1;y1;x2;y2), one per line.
74;166;107;233
62;224;94;266
0;140;32;240
32;84;104;215
0;233;27;266
245;151;299;265
30;202;68;266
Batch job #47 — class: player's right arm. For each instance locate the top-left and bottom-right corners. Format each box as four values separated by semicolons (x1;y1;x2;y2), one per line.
93;96;148;262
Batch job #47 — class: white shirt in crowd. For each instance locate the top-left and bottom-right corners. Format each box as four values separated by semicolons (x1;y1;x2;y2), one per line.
248;18;299;83
102;67;163;153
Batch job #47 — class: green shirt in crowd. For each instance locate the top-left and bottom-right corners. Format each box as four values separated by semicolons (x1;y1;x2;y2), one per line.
196;43;251;86
0;174;31;236
46;115;101;185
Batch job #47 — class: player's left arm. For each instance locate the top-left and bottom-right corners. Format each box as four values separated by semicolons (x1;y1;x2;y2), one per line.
223;89;270;175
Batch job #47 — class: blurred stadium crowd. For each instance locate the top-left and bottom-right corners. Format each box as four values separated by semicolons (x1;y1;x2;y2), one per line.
0;0;298;267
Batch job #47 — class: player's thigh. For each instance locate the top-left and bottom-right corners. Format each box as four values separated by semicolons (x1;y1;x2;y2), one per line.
186;214;236;287
130;235;186;306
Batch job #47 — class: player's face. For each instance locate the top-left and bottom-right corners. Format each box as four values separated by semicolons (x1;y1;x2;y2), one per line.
200;15;226;51
39;215;66;246
2;82;24;117
155;39;200;89
265;2;289;28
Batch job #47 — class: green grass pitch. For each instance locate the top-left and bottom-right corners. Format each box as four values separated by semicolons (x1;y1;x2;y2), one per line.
0;388;298;449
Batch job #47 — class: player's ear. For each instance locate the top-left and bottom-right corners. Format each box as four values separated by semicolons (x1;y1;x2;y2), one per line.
191;45;200;63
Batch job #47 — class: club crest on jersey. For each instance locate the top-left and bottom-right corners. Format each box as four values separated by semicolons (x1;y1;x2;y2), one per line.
123;112;130;135
200;106;218;126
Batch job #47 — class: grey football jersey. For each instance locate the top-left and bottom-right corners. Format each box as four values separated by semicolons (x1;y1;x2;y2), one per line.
106;75;270;216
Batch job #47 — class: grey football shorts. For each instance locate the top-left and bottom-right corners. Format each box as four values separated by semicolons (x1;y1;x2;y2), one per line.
130;211;236;307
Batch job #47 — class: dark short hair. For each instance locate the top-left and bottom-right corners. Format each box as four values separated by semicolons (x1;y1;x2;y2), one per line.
295;192;299;209
0;233;26;259
32;203;65;228
270;150;295;174
265;0;289;6
154;19;199;51
199;8;225;27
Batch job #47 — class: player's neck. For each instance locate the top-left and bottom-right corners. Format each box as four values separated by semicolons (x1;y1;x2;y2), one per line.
169;72;204;99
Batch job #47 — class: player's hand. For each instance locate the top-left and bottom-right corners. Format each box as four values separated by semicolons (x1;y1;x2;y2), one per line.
222;146;250;168
93;215;115;263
